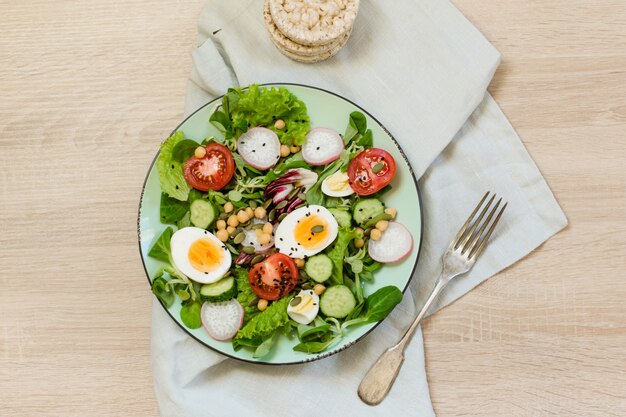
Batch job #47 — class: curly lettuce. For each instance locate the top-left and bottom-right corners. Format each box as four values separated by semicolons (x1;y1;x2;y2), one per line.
156;131;191;201
210;84;310;146
233;296;291;349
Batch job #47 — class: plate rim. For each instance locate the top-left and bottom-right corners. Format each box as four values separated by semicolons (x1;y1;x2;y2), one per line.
137;82;424;365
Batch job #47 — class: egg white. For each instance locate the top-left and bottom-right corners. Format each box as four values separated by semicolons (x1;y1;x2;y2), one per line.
274;205;339;258
287;289;319;325
321;171;354;197
170;227;231;284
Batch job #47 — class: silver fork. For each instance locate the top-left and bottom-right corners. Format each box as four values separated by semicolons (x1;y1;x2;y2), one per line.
357;191;508;406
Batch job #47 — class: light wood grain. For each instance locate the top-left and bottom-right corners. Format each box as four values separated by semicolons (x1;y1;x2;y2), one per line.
0;0;624;416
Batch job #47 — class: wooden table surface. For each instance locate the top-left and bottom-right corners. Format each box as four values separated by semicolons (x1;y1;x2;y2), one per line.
1;1;625;416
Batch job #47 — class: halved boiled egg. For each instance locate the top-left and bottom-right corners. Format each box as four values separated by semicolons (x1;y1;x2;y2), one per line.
274;205;338;258
170;227;231;284
287;289;319;325
321;171;354;197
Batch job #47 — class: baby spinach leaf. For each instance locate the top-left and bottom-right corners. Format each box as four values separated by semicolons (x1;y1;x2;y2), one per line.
148;227;173;263
171;139;200;163
293;335;338;354
253;331;278;358
362;286;403;323
342;286;403;331
180;300;202;329
297;323;331;342
160;193;189;224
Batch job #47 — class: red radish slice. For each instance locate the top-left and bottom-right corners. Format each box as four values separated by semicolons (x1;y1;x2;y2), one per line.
301;128;344;166
200;299;244;341
368;222;413;263
237;127;281;170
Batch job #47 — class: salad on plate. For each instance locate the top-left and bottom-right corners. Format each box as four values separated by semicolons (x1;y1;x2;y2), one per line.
147;85;414;358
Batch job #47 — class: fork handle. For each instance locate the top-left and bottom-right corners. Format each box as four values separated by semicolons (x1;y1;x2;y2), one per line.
357;277;449;405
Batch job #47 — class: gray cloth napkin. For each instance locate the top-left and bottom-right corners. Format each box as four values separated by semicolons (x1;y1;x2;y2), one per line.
151;1;568;415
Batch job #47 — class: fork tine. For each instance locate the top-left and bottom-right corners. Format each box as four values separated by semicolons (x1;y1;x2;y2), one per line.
452;192;490;248
456;193;496;251
464;197;501;255
469;202;508;260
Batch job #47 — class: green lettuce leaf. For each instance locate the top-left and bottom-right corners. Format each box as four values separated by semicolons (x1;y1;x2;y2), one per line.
157;131;191;201
233;267;260;323
160;193;189;224
212;85;310;146
233;296;291;343
326;227;360;285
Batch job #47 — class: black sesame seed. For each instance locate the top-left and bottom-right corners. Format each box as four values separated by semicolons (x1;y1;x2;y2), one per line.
262;143;266;147
316;146;320;150
252;150;256;153
175;185;179;189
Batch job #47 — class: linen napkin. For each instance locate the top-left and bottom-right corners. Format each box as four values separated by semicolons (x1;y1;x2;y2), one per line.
151;1;568;416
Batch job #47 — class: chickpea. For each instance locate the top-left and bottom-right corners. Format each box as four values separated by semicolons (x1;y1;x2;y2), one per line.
280;144;290;157
313;284;326;295
216;219;227;230
216;229;229;242
370;228;382;241
254;206;267;219
294;258;305;268
194;146;206;158
289;144;301;154
355;227;364;237
384;207;397;219
237;210;250;223
274;119;286;129
354;238;365;248
255;229;263;239
259;233;272;245
375;220;389;232
224;202;234;213
257;299;268;311
226;226;236;235
262;222;273;235
227;215;239;228
245;207;254;218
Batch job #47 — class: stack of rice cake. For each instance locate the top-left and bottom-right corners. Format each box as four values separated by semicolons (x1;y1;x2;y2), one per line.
264;0;359;63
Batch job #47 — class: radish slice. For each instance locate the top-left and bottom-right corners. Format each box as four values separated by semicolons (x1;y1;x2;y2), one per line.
301;128;344;166
200;299;244;341
237;127;281;170
368;222;413;263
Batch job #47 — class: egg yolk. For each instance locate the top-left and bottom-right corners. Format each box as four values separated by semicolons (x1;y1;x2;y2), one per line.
188;238;223;272
326;171;351;192
294;214;329;249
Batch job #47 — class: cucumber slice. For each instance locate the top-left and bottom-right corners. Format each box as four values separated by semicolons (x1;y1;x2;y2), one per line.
199;276;237;302
190;199;217;229
353;198;384;225
305;254;333;283
328;208;352;228
320;285;356;318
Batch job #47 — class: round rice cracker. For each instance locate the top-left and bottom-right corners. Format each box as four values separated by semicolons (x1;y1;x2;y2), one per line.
263;0;347;57
269;26;352;63
269;0;359;46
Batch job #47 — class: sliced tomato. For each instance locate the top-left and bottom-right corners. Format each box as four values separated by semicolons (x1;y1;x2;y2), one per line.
183;143;234;191
248;253;298;301
347;148;397;196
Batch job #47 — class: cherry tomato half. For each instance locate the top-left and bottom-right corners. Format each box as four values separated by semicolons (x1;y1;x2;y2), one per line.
248;253;298;301
347;148;397;196
183;143;234;191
